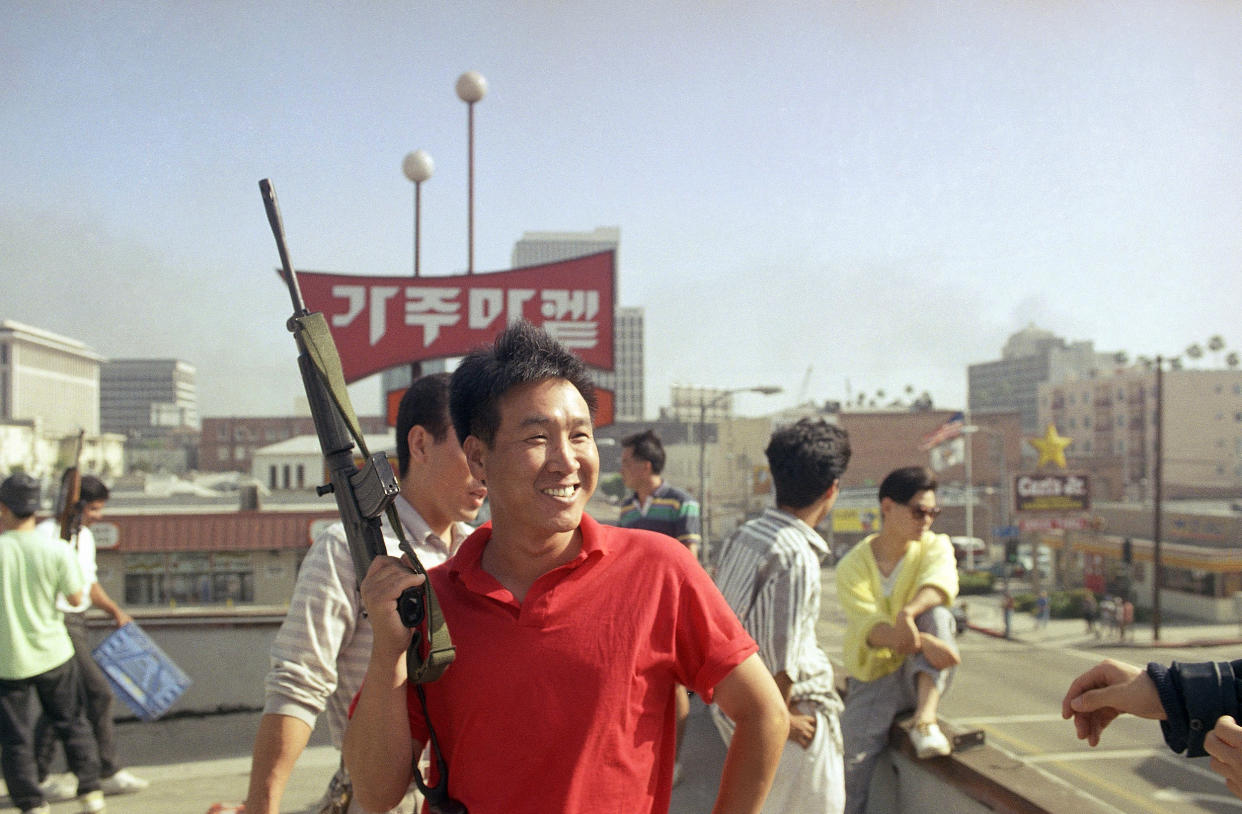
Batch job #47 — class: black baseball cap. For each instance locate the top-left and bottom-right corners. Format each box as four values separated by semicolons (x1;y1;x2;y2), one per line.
0;473;41;516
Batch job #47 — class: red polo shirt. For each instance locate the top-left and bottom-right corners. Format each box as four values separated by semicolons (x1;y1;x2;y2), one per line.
406;513;756;813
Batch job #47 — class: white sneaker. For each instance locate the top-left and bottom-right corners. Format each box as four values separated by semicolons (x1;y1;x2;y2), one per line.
38;774;77;802
910;722;951;759
100;769;149;795
78;789;106;814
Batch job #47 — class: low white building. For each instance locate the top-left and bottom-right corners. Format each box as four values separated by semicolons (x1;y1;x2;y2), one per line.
251;434;395;492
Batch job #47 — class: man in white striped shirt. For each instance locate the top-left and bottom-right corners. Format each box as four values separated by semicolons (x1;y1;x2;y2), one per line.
712;418;852;814
234;372;487;814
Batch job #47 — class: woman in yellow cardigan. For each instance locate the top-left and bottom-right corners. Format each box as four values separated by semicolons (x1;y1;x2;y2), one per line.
836;466;961;814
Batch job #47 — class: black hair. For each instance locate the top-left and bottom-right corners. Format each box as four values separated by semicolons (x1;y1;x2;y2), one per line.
395;372;453;477
878;465;938;505
79;475;109;503
765;418;851;509
450;321;597;447
621;429;665;475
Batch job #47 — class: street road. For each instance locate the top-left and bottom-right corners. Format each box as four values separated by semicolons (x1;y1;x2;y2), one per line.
942;628;1241;813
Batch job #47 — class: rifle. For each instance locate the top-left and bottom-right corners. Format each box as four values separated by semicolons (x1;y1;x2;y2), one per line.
57;429;86;542
258;179;455;684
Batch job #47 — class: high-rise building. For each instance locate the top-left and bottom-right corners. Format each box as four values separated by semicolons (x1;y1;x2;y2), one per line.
0;320;103;437
101;359;199;438
511;227;620;268
1039;367;1242;499
509;227;644;422
969;324;1116;437
378;359;450;421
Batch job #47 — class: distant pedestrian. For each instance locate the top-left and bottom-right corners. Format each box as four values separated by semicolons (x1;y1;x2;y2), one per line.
0;472;105;814
1119;599;1134;642
1003;592;1015;639
1036;591;1050;630
1083;592;1098;637
34;476;149;799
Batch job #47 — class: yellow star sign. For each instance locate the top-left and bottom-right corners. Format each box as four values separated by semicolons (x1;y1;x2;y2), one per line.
1028;423;1073;469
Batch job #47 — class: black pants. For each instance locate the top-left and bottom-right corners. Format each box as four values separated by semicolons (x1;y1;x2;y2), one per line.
0;659;101;811
34;613;120;779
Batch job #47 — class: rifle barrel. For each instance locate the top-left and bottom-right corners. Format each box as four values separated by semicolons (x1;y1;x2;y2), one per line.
259;179;308;316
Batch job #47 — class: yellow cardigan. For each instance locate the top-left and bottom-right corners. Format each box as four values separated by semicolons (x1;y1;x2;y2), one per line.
836;531;959;682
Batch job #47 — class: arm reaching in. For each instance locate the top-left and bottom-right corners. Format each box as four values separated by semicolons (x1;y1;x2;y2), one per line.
1206;716;1242;800
1061;658;1165;747
343;556;426;813
710;653;789;814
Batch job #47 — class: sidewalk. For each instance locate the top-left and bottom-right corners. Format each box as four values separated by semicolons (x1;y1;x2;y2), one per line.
2;704;729;814
961;592;1242;649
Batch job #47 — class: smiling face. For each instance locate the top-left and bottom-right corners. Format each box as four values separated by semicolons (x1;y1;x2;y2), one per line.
465;378;599;550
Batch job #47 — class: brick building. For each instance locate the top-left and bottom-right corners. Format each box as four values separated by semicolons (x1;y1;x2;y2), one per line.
199;415;389;473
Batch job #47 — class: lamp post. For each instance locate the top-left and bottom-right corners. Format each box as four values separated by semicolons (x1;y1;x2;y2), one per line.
455;70;487;274
960;420;1010;573
1152;354;1165;641
696;385;782;567
401;149;434;278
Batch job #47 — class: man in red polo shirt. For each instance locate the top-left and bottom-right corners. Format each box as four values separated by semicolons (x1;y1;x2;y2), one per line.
345;321;787;814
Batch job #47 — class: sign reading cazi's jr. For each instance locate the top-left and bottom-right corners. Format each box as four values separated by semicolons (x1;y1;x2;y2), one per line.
294;251;615;383
1013;473;1091;512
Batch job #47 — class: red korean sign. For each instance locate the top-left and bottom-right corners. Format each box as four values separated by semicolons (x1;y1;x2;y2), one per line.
295;252;616;383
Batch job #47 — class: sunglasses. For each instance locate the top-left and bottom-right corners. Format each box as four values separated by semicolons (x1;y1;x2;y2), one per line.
907;504;942;520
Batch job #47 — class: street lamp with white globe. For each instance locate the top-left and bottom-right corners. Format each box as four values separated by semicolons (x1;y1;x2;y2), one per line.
401;149;434;278
455;70;487;274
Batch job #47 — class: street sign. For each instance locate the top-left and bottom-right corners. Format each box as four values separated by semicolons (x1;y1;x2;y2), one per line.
993;525;1020;538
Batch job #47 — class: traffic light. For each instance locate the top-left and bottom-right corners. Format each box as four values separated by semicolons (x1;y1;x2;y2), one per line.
1122;538;1133;564
1005;539;1019;564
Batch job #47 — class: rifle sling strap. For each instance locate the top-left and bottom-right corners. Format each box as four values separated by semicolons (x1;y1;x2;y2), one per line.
295;313;456;685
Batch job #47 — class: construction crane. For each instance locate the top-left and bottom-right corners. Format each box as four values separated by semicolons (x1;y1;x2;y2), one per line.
797;365;813;405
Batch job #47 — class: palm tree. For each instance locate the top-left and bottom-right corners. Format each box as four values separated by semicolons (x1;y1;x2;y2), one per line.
1208;335;1226;366
1113;351;1129;367
1228;351;1240;369
1186;343;1204;365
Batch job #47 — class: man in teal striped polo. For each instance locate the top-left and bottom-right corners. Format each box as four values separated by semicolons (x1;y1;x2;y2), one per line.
618;430;702;558
617;429;703;784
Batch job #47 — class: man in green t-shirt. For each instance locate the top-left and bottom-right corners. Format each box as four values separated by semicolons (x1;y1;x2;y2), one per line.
0;473;104;814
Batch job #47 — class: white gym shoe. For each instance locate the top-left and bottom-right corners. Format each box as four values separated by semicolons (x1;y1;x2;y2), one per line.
100;769;149;795
78;789;106;813
909;721;951;759
38;774;77;801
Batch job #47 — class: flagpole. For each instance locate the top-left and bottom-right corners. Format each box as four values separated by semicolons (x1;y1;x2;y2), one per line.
964;408;974;570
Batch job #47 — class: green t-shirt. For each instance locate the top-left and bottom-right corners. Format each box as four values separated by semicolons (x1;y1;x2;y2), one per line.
0;528;84;679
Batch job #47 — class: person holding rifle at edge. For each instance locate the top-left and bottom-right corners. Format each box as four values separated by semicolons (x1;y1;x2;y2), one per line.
33;471;148;801
344;321;788;813
0;472;105;814
214;373;486;814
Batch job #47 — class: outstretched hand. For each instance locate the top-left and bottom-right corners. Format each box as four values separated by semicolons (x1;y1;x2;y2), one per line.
1061;658;1165;747
1206;716;1242;800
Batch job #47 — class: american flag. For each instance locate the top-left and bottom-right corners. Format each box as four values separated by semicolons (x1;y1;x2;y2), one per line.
919;411;965;452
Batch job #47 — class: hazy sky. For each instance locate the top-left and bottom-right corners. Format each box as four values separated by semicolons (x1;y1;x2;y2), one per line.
4;1;1240;420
